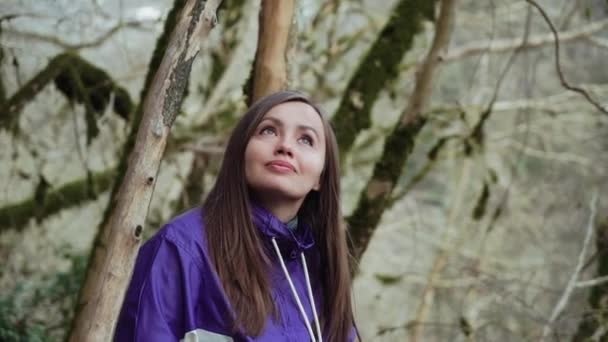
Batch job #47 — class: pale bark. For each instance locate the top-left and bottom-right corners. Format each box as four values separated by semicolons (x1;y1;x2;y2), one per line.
249;0;295;104
67;0;224;340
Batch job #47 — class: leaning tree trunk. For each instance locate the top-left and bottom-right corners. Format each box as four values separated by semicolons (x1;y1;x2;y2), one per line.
348;0;456;261
330;0;438;159
67;0;224;340
246;0;296;105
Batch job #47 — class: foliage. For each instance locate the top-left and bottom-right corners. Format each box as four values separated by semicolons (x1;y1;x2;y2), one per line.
0;252;87;342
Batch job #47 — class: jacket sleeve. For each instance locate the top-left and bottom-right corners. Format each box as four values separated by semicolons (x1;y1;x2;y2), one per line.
115;229;194;341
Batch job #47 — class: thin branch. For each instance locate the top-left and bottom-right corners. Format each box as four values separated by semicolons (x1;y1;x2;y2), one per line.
576;275;608;288
525;0;608;115
586;36;608;50
179;143;225;155
3;20;150;51
444;18;608;62
540;191;598;341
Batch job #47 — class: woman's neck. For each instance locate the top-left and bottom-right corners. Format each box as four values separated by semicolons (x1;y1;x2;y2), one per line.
255;196;303;222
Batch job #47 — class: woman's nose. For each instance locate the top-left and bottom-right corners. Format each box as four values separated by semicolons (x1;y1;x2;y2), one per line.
275;139;293;157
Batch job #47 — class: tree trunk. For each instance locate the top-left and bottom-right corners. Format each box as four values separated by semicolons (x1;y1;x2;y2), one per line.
247;0;296;105
330;0;438;158
348;0;456;262
67;0;224;340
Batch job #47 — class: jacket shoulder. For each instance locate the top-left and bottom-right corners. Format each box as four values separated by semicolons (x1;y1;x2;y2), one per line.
152;207;208;262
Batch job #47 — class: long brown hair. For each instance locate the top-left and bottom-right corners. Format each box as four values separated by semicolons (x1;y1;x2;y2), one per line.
202;90;354;340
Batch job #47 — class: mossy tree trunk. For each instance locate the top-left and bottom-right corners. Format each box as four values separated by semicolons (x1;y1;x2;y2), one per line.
67;0;224;340
348;0;456;262
330;0;437;159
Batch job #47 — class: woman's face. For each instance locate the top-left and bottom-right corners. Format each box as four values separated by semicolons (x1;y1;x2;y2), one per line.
244;101;326;205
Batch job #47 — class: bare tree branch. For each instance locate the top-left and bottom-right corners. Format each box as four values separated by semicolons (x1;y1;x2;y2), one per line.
586;36;608;50
3;20;151;51
444;18;608;62
576;275;608;288
525;0;608;115
540;191;598;341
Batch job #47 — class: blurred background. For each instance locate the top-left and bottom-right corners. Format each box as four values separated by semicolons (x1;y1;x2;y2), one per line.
1;0;607;340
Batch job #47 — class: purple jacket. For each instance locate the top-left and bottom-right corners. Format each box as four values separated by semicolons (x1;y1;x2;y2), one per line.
115;205;346;341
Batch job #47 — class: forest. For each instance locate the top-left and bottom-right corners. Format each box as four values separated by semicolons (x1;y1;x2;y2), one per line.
1;0;607;341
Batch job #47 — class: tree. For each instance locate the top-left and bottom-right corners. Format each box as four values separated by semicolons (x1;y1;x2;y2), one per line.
1;0;607;340
68;0;224;340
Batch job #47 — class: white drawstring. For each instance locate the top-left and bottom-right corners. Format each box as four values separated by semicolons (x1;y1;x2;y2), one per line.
301;252;323;342
271;238;322;342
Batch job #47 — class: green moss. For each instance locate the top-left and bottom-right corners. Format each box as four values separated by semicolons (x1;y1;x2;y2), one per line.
331;0;438;158
242;55;255;106
1;55;67;129
0;38;6;106
348;117;426;259
54;53;133;121
0;169;116;232
0;252;87;341
375;117;426;182
374;273;403;285
112;87;133;120
472;182;489;220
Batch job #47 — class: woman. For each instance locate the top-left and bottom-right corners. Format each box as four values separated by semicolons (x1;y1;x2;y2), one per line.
115;91;356;341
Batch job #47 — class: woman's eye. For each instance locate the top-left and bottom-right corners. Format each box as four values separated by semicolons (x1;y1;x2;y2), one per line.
299;135;314;146
260;126;276;135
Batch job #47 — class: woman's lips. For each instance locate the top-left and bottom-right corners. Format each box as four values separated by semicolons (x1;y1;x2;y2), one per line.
266;160;296;173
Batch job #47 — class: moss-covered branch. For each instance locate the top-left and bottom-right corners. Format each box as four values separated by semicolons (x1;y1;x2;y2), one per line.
348;0;456;261
330;0;437;158
347;118;426;259
1;53;133;130
0;28;6;106
0;169;116;231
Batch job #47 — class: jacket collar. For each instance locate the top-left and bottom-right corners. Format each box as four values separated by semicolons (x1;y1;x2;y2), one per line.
250;203;315;255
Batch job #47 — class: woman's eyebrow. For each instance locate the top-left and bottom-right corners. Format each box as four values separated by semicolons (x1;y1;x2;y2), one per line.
260;116;320;139
298;125;320;139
